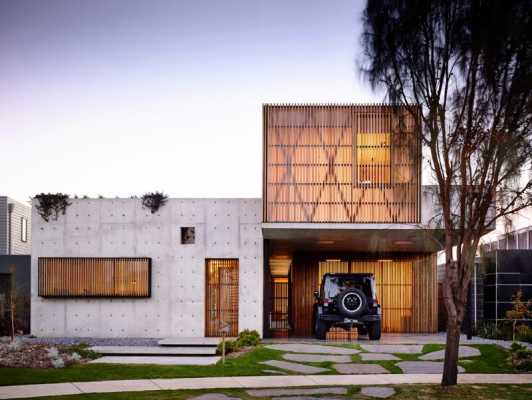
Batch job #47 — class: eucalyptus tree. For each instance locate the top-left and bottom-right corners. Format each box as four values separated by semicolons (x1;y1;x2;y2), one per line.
360;0;532;385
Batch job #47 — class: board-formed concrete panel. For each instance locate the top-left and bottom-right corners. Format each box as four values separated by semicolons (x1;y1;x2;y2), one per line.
31;198;263;338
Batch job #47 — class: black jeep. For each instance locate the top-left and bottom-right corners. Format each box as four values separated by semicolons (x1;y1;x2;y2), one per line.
312;273;381;340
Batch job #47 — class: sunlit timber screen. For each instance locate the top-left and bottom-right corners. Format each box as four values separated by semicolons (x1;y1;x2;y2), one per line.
263;104;420;222
38;257;151;297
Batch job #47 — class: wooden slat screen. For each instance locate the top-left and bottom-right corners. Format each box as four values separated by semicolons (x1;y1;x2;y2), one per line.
264;104;420;223
290;254;436;336
205;259;239;337
38;258;151;297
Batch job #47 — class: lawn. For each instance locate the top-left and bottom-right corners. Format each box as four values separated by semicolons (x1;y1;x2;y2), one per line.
20;384;532;400
0;343;522;387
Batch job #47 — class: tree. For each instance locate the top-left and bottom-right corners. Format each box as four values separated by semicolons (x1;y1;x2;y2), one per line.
360;0;532;386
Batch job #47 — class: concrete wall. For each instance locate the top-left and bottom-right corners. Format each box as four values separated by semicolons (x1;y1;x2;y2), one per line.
31;198;263;338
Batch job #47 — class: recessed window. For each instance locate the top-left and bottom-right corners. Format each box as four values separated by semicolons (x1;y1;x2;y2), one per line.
181;227;195;244
21;217;28;243
357;133;391;184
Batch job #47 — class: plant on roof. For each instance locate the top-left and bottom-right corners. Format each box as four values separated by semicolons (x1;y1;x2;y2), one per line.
34;193;71;222
141;191;168;214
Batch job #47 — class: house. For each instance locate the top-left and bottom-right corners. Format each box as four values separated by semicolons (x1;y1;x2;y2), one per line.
0;196;31;255
31;104;448;338
0;196;31;334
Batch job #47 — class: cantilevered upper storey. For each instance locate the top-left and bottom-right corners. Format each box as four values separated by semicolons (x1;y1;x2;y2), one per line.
263;104;421;224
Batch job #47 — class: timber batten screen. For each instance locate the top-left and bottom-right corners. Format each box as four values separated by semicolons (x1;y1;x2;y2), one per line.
290;254;437;335
205;259;239;337
38;258;151;297
263;104;420;223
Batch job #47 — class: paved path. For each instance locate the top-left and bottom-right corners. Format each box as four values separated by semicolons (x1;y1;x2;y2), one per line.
1;374;531;399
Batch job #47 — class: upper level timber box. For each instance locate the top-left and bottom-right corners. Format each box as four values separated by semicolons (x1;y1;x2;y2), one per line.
263;104;421;223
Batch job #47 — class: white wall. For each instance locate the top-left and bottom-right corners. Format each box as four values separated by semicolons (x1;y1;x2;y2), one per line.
31;198;263;338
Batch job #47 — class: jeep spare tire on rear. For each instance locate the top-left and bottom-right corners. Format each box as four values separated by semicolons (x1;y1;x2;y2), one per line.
337;288;367;318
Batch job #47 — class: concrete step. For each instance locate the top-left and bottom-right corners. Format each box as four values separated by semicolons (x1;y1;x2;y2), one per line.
91;346;217;356
158;337;230;347
90;355;221;365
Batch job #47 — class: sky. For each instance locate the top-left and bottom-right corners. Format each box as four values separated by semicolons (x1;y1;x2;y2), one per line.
1;0;382;204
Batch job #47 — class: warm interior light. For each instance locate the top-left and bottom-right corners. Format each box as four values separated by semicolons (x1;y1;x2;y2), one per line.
394;240;413;245
325;259;342;262
378;259;393;263
317;240;335;244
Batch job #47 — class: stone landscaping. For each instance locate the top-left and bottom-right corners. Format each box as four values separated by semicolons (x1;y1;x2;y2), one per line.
396;361;465;374
360;387;396;398
332;363;389;374
419;345;481;360
262;342;482;376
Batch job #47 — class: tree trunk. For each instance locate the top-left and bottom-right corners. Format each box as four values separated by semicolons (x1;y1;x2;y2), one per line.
442;318;461;386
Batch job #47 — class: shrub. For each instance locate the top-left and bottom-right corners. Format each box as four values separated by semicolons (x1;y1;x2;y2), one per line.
510;342;532;371
34;193;71;222
141;192;168;213
61;342;100;360
237;329;261;347
217;339;239;355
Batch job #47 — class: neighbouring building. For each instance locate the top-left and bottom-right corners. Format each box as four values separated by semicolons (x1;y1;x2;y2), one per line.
0;197;31;334
0;196;31;255
31;104;451;338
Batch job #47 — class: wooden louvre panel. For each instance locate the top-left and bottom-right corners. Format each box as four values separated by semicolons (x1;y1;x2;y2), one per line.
205;259;239;337
291;254;436;336
38;258;151;297
264;104;420;223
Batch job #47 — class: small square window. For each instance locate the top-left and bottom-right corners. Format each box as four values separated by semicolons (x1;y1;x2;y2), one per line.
181;227;195;244
21;217;28;243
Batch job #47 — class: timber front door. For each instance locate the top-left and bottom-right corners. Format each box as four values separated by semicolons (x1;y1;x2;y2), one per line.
205;259;239;337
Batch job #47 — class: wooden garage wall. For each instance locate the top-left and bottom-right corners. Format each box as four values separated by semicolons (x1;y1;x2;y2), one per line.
290;254;437;336
263;104;420;223
38;257;151;297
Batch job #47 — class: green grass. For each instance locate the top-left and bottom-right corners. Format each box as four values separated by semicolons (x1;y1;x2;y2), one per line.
0;346;287;386
19;384;532;400
0;343;522;386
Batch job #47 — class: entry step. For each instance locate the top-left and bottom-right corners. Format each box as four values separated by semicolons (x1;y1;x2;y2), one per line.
158;337;230;347
91;345;217;356
90;355;221;365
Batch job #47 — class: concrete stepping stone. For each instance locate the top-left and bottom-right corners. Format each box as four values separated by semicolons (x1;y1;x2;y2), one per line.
90;356;220;365
360;353;400;361
283;353;352;363
360;387;396;398
266;344;359;355
360;344;423;354
247;387;348;397
262;369;288;374
190;395;240;400
396;361;465;374
260;360;329;374
419;346;480;361
333;363;389;374
273;397;345;400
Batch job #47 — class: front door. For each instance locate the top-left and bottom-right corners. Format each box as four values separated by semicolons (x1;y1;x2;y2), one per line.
205;259;239;337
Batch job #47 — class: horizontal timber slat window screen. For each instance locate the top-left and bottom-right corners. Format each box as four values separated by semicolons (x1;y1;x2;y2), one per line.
264;104;420;222
38;258;151;297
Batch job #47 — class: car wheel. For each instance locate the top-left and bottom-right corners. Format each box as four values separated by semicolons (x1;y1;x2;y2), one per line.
367;320;381;340
315;318;328;340
337;288;367;318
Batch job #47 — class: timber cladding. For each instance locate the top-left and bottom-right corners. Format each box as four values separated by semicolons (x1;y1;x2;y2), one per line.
38;257;151;298
263;104;421;223
290;254;437;335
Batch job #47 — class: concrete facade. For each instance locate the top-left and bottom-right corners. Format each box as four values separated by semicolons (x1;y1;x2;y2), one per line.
31;198;263;338
0;196;31;255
